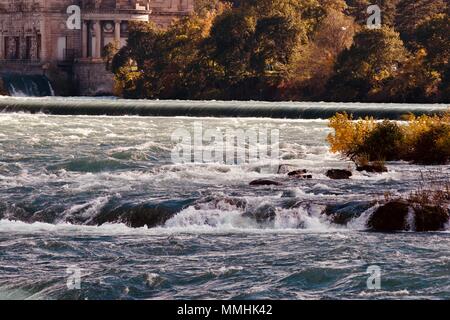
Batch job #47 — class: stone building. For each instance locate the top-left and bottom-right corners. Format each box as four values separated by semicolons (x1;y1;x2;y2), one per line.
0;0;194;95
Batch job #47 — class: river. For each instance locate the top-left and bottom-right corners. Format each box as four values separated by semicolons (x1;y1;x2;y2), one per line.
0;99;449;299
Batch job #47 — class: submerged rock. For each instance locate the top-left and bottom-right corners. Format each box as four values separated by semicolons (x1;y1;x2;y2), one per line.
326;169;352;180
194;197;247;210
93;199;195;228
288;169;307;176
288;169;312;179
281;190;298;198
249;179;282;186
357;164;388;173
367;201;450;232
243;204;277;223
323;201;376;225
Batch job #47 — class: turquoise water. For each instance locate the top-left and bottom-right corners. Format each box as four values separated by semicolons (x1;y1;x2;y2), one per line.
0;110;449;300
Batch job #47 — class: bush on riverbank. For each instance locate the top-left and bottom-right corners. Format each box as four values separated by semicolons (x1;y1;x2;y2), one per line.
327;112;450;165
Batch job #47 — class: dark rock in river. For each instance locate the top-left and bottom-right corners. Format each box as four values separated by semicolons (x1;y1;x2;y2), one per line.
323;201;376;225
288;169;307;176
243;204;277;223
287;170;312;179
194;197;247;210
249;179;282;186
367;201;409;231
277;164;298;174
326;169;352;180
0;202;67;224
92;199;195;228
368;201;450;232
414;205;449;232
356;163;388;173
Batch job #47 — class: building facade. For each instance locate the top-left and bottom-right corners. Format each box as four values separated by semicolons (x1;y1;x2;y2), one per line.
0;0;194;95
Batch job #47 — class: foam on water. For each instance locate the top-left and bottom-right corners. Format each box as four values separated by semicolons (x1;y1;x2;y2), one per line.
1;110;450;299
0;112;448;231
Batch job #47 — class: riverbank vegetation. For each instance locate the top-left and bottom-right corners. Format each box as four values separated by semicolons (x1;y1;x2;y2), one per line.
110;0;449;103
327;112;450;165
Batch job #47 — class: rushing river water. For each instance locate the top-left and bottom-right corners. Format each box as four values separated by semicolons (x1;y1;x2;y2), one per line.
0;104;449;300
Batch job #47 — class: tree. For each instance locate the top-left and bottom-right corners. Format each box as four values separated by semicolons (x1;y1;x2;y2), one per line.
112;12;219;99
345;0;370;25
250;16;301;76
290;5;356;98
208;10;256;81
102;41;120;71
381;49;441;102
109;0;448;102
395;0;447;47
442;66;450;102
415;14;450;70
377;0;400;27
240;0;325;37
111;22;161;98
345;0;399;27
415;13;450;102
327;27;408;101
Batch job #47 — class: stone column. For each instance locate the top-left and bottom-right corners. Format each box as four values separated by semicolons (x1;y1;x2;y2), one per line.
114;20;121;47
94;20;101;58
0;35;3;59
40;18;48;61
82;20;88;58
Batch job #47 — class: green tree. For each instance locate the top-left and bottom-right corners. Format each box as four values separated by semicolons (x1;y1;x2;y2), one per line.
327;27;408;101
112;14;217;99
250;16;300;76
208;10;256;81
240;0;325;36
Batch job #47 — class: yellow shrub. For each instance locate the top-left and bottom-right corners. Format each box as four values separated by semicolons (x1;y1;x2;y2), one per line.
327;110;450;165
403;113;449;147
327;112;375;156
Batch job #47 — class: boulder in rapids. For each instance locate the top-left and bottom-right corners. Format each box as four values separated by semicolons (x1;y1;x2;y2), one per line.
367;201;450;232
243;204;277;223
194;197;247;210
323;201;376;225
326;169;352;180
356;163;388;173
249;179;282;186
367;201;409;231
413;205;449;232
92;199;195;228
287;169;313;179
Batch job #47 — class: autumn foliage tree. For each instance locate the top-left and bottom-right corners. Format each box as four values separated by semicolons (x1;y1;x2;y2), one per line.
395;0;447;48
327;27;408;101
110;0;450;103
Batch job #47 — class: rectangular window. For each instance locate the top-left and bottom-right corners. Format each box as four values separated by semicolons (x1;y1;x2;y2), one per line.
57;36;67;61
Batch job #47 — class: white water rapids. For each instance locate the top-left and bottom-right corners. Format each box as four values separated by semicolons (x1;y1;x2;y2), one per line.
1;105;450;300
